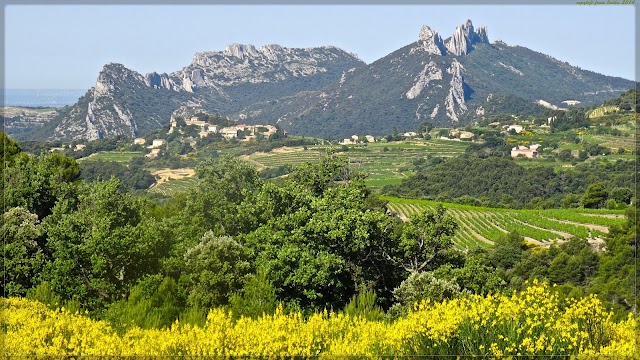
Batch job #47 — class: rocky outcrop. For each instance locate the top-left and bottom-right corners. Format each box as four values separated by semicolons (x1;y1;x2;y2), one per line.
416;26;446;56
445;20;489;56
474;25;489;44
444;60;467;121
177;44;363;89
52;63;164;141
406;61;443;99
144;72;176;91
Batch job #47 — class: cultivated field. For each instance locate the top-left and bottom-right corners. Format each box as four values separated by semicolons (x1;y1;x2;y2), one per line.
244;139;469;188
78;151;142;163
148;177;199;197
382;196;625;251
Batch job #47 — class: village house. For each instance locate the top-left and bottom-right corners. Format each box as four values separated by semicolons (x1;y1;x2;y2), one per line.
74;144;86;151
221;126;241;140
134;138;146;145
511;145;538;159
402;131;418;138
365;135;375;143
505;125;524;134
149;139;166;149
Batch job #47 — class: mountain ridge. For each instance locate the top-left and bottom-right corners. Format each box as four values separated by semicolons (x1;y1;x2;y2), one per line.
9;20;635;141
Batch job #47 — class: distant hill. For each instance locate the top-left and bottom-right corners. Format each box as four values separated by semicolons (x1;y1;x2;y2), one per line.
9;20;635;141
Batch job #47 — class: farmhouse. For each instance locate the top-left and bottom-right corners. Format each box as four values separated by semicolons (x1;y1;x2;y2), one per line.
134;138;146;145
365;135;376;143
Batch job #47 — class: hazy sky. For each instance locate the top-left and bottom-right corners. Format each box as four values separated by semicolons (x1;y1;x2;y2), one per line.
5;5;636;89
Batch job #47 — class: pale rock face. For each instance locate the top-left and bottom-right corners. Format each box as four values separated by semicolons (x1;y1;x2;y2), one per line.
223;43;260;59
84;103;100;140
112;104;136;137
416;26;446;56
444;60;467;121
144;72;176;91
259;44;284;61
498;62;524;76
445;20;489;56
406;61;443;99
173;43;360;89
54;63;148;140
474;25;489;44
430;104;440;119
446;20;474;56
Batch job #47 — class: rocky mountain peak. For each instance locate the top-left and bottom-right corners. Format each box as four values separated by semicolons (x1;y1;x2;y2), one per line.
474;25;489;44
417;25;447;56
445;20;488;56
223;43;260;59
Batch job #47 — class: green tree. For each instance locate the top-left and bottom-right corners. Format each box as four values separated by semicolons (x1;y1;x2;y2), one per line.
398;205;458;273
104;275;186;330
3;151;80;219
562;193;582;208
1;207;45;296
43;178;161;310
558;149;573;162
184;232;251;310
581;183;608;208
228;268;278;319
1;132;22;165
611;188;633;205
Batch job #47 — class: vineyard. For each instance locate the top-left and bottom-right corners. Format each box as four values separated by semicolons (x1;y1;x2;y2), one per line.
149;177;199;197
382;196;625;250
587;106;619;118
78;151;142;163
245;140;469;188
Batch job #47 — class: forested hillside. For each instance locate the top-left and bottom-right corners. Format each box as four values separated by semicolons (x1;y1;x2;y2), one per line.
3;129;638;357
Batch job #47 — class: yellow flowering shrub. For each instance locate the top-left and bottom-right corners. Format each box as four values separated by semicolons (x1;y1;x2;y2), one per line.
2;280;637;357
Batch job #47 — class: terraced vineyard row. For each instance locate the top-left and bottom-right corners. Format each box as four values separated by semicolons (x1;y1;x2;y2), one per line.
246;140;469;188
149;177;199;197
78;151;143;163
383;196;625;250
249;151;325;167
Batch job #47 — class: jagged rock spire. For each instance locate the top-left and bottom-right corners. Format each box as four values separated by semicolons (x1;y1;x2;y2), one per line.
417;25;447;56
445;20;489;56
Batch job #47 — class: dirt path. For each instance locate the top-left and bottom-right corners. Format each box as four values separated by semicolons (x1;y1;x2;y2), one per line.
508;217;573;240
541;216;609;234
581;213;625;219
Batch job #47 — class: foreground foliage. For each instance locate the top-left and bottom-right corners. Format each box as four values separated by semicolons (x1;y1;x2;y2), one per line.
3;281;636;357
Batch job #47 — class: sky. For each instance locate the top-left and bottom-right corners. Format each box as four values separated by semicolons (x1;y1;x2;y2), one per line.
4;4;636;89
